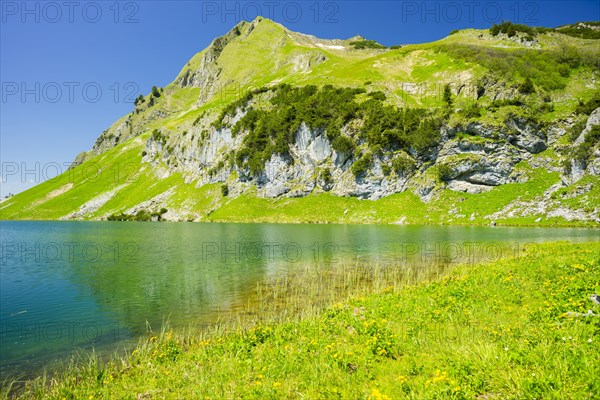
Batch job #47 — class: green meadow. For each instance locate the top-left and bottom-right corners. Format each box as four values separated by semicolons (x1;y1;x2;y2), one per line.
4;241;599;399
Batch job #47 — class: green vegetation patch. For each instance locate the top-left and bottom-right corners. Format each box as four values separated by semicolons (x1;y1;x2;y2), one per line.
349;39;387;50
437;43;595;92
575;91;600;116
490;20;537;39
490;20;600;40
572;125;600;162
107;208;168;221
214;84;441;175
557;22;600;39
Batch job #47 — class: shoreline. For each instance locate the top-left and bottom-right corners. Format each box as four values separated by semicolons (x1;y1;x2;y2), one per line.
2;218;599;228
3;240;599;399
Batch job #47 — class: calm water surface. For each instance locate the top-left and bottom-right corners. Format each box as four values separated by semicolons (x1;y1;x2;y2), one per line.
1;221;598;378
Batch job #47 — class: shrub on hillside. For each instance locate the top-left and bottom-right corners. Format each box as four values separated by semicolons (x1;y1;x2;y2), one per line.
518;78;535;94
319;169;333;188
436;43;595;92
349;40;386;50
351;152;373;177
463;103;482;118
368;91;387;101
443;84;453;107
134;95;145;106
392;154;416;175
151;129;167;145
107;208;164;222
575;92;600;115
573;125;600;162
332;135;356;153
557;23;600;39
437;164;454;181
490;21;535;38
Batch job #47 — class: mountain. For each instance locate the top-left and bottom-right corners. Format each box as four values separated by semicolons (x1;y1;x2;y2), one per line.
1;18;599;225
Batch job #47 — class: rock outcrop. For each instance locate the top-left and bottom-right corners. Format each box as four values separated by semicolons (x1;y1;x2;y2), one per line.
138;104;587;204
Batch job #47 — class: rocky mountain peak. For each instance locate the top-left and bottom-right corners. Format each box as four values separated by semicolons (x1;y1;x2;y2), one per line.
9;19;598;225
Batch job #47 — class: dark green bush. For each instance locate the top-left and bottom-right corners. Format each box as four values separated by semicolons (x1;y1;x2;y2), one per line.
212;87;275;130
107;208;162;222
556;44;582;69
573;125;600;161
332;135;356;153
575;92;600;115
319;169;333;187
107;213;131;221
351;152;373;177
437;164;454;181
134;95;145;106
392;154;416;175
151;129;166;144
443;84;453;107
488;98;524;110
150;208;168;221
518;78;535;94
135;210;151;221
349;40;386;50
490;21;535;37
221;184;229;197
463;103;482;118
359;100;441;152
535;102;554;114
382;164;392;176
192;112;206;127
556;23;600;39
230;85;364;173
368;91;387;101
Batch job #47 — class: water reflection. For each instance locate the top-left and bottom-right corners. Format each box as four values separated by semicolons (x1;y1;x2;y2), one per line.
1;221;598;379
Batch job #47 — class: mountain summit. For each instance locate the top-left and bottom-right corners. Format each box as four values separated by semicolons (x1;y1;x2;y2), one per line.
2;19;599;225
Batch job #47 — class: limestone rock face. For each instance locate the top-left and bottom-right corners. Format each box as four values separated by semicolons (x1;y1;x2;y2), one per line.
574;107;600;147
569;107;600;183
137;107;593;205
292;123;332;164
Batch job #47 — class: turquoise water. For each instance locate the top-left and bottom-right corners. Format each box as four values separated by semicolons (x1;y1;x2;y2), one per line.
0;221;598;379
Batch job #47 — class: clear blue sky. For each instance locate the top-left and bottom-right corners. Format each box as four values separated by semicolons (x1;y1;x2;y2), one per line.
1;0;599;196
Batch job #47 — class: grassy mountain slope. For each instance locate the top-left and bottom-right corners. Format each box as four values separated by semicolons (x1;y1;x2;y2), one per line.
1;18;599;225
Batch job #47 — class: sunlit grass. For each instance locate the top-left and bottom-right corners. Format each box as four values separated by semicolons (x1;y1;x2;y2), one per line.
3;241;598;399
